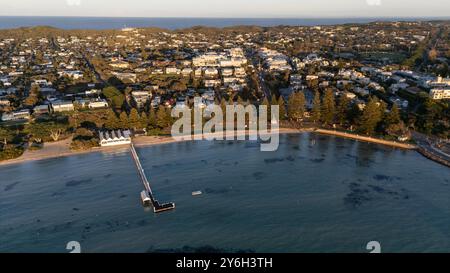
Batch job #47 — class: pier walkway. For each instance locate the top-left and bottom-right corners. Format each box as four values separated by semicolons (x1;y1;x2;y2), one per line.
130;143;175;213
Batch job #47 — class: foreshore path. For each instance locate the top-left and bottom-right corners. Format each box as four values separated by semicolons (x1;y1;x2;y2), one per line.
313;129;417;150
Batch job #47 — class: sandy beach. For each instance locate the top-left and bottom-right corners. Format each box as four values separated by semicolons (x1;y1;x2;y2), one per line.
0;127;417;166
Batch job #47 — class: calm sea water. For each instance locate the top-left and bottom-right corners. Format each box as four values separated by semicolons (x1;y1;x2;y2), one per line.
1;133;449;253
0;16;448;30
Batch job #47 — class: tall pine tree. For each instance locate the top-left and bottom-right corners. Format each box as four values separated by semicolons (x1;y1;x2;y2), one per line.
119;111;129;129
129;108;140;129
358;97;383;135
277;96;286;120
321;89;335;125
311;90;321;123
148;108;157;129
336;95;350;126
104;109;120;130
287;92;306;121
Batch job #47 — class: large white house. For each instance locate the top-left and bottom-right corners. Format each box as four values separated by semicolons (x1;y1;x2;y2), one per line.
99;130;132;146
51;101;75;112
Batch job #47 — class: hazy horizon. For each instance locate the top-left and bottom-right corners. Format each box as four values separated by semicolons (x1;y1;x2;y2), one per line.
1;15;449;19
2;0;450;18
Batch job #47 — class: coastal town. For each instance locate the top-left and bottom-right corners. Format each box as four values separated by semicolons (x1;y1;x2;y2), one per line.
0;21;449;165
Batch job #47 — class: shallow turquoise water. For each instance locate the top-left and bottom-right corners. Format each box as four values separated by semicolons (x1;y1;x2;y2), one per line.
1;133;449;253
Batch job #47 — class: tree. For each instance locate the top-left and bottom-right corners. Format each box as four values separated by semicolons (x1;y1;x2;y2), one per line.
24;85;41;107
311;90;321;123
237;96;244;106
0;127;14;146
25;121;68;142
156;105;170;129
128;108;141;129
428;48;438;62
119;111;129;129
171;81;187;92
148;108;157;128
261;97;270;121
102;86;125;110
165;107;174;127
287;92;305;121
358;97;383;135
385;104;401;127
270;96;278;120
104;109;120;130
321;89;335;125
140;112;148;129
336;95;351;125
277;96;286;120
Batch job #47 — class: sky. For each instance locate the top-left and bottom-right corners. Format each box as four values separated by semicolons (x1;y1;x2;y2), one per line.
0;0;449;18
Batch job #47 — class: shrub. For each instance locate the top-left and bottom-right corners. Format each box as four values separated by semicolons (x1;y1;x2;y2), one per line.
0;145;24;161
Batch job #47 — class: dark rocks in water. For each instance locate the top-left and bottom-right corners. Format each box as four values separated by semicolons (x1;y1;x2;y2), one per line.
73;208;80;211
264;157;285;164
146;245;255;253
4;182;20;192
252;172;266;180
344;191;372;208
345;181;410;208
373;174;403;182
344;183;371;208
310;158;325;163
373;174;390;181
65;178;93;187
285;156;295;162
367;185;386;193
368;185;400;196
119;194;127;198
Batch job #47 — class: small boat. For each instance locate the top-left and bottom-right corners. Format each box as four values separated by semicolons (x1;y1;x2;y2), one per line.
192;191;203;196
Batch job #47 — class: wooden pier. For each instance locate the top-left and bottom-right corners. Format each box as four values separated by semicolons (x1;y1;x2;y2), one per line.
130;143;175;213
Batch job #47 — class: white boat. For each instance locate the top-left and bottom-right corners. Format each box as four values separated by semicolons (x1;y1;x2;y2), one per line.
192;191;203;196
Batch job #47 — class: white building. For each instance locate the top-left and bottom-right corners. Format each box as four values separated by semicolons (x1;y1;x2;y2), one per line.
1;109;31;121
132;91;152;108
430;88;450;100
52;101;75;112
88;99;109;109
99;130;132;147
204;68;219;77
165;67;181;74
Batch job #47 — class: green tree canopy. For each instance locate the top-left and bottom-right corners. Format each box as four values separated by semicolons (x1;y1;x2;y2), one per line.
321;89;335;125
287;92;306;121
336;95;351;125
119;111;129;129
128;108;141;129
104;109;120;130
311;90;321;123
